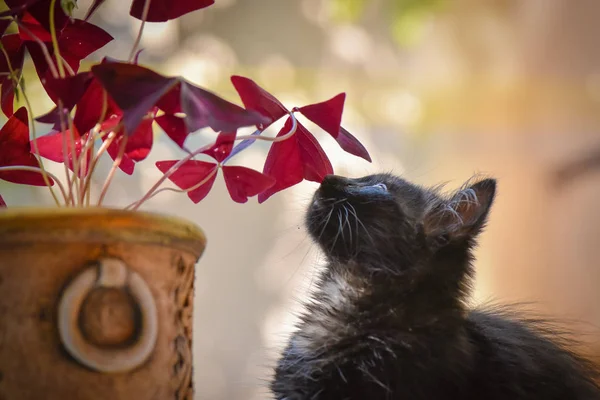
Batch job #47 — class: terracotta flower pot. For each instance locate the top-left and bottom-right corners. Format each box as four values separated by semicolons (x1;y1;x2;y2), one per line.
0;208;206;400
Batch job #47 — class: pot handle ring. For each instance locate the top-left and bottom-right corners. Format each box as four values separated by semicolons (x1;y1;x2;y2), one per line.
57;258;158;373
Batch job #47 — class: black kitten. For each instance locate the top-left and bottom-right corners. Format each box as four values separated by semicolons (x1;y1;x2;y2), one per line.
271;173;600;400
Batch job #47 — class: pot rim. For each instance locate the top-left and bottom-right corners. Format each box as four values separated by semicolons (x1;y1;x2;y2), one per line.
0;207;206;257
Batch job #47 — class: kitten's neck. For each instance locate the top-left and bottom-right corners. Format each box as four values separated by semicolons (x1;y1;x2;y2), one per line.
294;259;468;354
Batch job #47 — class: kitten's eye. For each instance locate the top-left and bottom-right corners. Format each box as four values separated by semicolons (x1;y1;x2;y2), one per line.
372;183;388;192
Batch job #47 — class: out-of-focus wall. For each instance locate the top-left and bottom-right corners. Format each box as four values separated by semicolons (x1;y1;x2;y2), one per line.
2;0;600;398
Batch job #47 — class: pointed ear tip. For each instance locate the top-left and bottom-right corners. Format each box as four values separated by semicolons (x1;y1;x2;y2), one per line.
474;178;497;200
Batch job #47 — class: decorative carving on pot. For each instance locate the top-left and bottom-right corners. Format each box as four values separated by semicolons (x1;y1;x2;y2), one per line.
58;257;158;373
0;208;205;400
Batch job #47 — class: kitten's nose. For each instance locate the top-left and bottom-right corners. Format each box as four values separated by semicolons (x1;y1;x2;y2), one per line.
321;174;348;188
320;174;350;197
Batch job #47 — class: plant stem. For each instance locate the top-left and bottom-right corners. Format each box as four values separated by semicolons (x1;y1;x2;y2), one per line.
57;102;74;205
66;112;81;204
129;0;152;62
14;20;59;79
128;113;298;210
97;135;128;206
80;129;118;201
49;0;65;78
0;45;62;206
59;54;75;76
126;167;218;210
0;166;69;204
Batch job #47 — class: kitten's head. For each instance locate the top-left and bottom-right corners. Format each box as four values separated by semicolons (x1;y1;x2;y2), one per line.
306;173;496;267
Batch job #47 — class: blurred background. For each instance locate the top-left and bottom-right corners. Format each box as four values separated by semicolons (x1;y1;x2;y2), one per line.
2;0;600;398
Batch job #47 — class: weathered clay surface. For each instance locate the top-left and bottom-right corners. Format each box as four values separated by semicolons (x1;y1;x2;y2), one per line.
0;208;205;400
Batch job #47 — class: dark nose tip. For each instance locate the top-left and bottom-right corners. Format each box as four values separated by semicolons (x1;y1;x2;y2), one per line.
319;174;350;198
321;174;348;189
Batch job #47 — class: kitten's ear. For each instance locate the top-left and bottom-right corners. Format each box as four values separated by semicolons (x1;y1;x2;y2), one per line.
423;178;496;245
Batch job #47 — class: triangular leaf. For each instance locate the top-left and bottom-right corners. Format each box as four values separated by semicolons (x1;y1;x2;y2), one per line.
156;159;218;203
155;114;188;148
91;62;179;135
35;72;94;126
32;127;90;176
0;107;54;186
257;117;304;203
130;0;214;22
222;165;275;204
230;75;288;124
298;93;345;138
337;127;371;162
124;107;156;161
296;122;333;182
0;34;25;118
201;131;235;163
74;77;121;134
100;115;135;175
180;81;268;133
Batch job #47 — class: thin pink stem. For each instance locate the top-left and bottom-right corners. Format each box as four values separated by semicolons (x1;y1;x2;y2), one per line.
126;167;218;211
66;113;81;205
97;135;128;206
58;104;74;205
80;129;118;201
129;0;152;61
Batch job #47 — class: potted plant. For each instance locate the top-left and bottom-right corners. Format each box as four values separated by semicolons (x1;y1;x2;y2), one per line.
0;0;371;399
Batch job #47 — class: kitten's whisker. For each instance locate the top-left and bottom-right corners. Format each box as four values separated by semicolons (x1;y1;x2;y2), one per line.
337;210;345;242
348;203;374;245
317;207;334;241
342;204;352;250
330;209;343;252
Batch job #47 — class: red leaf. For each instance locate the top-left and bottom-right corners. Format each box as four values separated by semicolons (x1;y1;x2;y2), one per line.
180;81;268;133
35;72;94;126
9;0;68;33
0;34;25;117
130;0;214;22
0;107;53;186
22;17;113;103
337;127;371;162
201;131;235;163
257;117;333;203
0;194;6;207
156;83;181;113
107;137;136;175
124;108;156;161
296;122;333;182
58;20;113;68
74;77;121;134
156;160;218;203
1;80;16;118
32;127;90;176
257;118;303;203
97;114;136;175
298;93;345;138
91;62;179;135
222;165;275;204
230;75;288;124
155;114;188;148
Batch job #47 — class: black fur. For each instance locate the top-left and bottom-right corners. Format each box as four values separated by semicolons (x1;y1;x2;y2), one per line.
271;173;600;400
